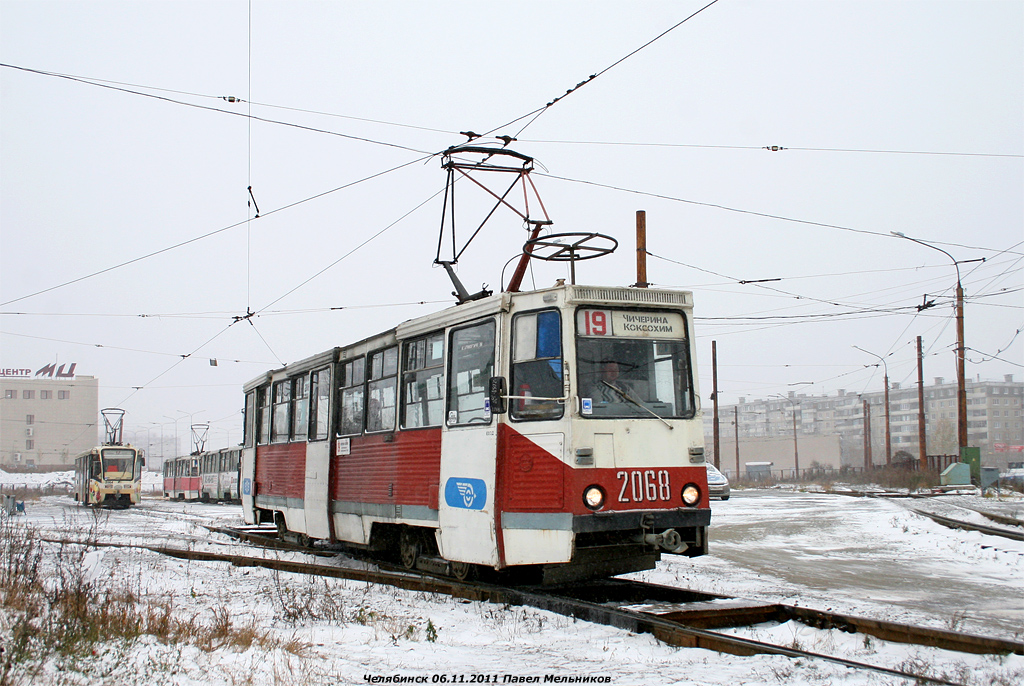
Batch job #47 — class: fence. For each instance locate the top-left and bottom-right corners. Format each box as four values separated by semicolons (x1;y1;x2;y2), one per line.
723;456;962;485
0;482;163;497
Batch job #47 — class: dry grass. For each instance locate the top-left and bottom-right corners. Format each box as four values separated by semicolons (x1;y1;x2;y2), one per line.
0;515;288;684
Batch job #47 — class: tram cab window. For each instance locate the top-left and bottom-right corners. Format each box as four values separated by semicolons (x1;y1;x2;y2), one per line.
367;347;398;432
271;380;291;443
256;386;271;445
511;310;564;421
576;308;695;419
448;320;496;426
339;358;366;436
291;374;309;440
402;333;444;429
310;367;332;441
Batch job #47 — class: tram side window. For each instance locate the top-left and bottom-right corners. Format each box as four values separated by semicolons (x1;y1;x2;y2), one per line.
271;380;291;443
339;358;366;436
402;333;444;429
243;391;255;448
310;367;332;441
511;310;564;421
367;347;398;432
448;320;495;425
291;374;309;441
256;386;271;445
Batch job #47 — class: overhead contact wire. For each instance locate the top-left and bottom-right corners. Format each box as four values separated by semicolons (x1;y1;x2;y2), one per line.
484;0;721;139
1;155;432;307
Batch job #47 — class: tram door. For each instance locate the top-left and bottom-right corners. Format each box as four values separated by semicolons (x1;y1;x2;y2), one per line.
304;367;333;540
437;318;499;566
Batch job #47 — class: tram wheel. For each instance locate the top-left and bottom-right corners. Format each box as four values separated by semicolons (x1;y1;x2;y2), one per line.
399;530;419;570
449;561;473;581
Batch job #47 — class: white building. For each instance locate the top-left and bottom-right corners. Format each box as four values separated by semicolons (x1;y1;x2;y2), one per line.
1;364;99;471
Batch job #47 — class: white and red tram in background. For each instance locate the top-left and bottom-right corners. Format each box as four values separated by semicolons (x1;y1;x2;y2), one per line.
241;283;710;583
163;447;241;502
200;447;241;501
163;455;199;500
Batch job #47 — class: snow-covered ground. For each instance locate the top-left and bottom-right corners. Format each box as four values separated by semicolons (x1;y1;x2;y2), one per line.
1;471;1022;685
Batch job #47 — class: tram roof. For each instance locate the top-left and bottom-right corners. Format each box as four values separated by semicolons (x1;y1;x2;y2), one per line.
243;283;694;391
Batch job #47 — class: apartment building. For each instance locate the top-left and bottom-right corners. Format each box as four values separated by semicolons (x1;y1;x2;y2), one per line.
704;374;1022;472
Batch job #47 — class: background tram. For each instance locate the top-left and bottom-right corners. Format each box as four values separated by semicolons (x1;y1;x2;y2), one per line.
162;455;199;500
163;447;241;502
73;408;144;508
240;283;710;583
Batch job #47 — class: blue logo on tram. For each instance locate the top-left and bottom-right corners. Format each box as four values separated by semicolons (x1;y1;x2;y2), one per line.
444;477;487;510
242;478;252;496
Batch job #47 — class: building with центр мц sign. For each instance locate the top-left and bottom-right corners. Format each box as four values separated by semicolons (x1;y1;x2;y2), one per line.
1;363;99;471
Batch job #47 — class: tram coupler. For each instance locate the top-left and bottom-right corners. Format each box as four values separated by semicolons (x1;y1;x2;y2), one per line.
643;528;685;552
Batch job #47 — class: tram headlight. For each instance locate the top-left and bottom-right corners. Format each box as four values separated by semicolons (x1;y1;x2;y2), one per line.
583;485;605;511
681;483;701;506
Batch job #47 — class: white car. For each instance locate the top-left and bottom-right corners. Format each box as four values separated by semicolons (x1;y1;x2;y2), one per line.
706;463;730;500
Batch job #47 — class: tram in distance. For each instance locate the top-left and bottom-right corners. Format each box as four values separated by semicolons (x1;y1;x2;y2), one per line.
73;408;145;508
163;447;242;502
241;282;710;583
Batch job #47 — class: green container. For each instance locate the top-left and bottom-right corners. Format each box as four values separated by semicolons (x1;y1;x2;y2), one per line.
940;462;971;486
960;446;981;482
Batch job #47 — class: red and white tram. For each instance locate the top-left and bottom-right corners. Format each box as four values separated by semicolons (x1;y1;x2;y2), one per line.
162;455;200;501
241;283;710;583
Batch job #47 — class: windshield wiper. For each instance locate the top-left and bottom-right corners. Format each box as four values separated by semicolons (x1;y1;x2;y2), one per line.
601;381;673;429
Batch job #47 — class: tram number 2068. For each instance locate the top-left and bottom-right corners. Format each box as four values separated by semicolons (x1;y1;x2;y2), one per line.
617;470;671;503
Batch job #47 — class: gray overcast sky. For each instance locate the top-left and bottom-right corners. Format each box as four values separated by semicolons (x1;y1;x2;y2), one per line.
2;1;1021;450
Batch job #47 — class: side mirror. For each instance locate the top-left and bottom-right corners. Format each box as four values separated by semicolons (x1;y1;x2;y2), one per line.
489;376;508;415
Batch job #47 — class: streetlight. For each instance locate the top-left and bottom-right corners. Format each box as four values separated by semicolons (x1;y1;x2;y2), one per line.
891;231;983;453
163;414;183;459
853;345;892;466
771;394;800;478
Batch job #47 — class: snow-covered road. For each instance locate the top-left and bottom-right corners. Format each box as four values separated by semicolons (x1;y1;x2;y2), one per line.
2;481;1022;685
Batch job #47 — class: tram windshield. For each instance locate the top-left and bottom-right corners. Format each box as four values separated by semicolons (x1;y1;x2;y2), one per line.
100;448;137;480
576;308;695;419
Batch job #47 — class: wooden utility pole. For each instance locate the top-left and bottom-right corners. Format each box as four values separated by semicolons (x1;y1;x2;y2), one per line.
917;336;927;471
955;283;967;452
883;371;891;465
635;210;648;288
863;399;872;471
712;341;720;469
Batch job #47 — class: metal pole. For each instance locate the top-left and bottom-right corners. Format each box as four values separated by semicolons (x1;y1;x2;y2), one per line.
635;210;648;288
734;405;740;477
712;341;720;469
772;394;799;477
853;345;891;465
890;231;975;453
917;336;928;472
863;399;872;471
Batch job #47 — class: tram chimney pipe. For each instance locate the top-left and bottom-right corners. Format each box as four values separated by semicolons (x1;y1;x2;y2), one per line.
635;210;648;288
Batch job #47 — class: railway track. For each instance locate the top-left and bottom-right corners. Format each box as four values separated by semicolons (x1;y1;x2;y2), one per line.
73;524;1015;686
911;507;1024;541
